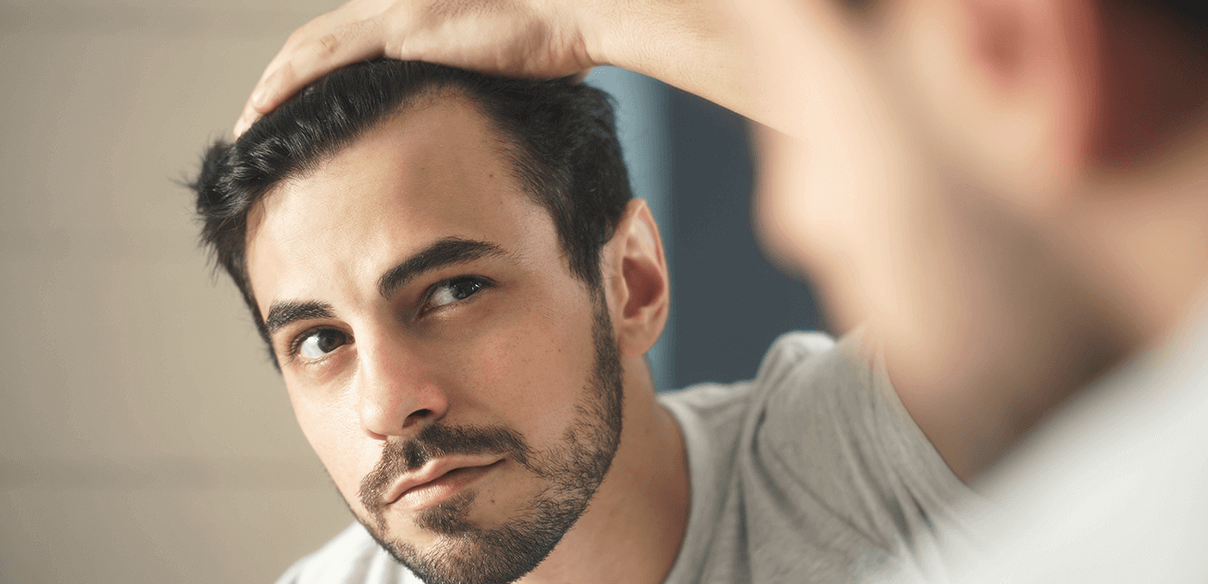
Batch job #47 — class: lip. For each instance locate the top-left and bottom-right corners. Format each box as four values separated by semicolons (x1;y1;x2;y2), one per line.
384;457;504;510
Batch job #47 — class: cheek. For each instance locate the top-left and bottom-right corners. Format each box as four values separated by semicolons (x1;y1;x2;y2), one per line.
750;127;849;274
466;307;591;444
289;384;373;505
751;91;936;335
753;167;819;276
752;131;867;329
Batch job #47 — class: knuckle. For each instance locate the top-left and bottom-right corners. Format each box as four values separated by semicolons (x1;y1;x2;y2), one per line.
285;26;309;46
318;33;341;56
272;62;296;86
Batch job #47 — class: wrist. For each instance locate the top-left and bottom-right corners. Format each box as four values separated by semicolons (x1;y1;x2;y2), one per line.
569;0;617;68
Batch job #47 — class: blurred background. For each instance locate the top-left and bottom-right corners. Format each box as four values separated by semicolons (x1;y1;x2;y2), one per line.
0;1;822;581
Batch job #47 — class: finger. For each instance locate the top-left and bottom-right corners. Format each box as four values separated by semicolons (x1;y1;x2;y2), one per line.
251;18;387;115
234;33;334;136
234;94;267;138
236;19;384;136
234;0;386;136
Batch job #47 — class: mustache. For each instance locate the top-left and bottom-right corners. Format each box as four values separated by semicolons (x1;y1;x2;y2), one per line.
358;422;531;511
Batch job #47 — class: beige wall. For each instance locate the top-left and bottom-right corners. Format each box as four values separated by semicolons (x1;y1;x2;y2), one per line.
1;2;354;582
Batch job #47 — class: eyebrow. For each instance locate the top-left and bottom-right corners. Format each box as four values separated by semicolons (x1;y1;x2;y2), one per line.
264;301;335;337
376;237;507;300
262;237;507;340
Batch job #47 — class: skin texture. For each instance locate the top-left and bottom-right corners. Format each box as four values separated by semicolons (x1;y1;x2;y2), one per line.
233;0;1208;487
244;94;689;583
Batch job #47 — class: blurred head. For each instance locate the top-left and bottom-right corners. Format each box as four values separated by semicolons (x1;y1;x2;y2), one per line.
190;60;670;583
750;0;1208;463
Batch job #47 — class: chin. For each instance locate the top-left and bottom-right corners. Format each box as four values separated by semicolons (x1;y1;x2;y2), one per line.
363;483;595;584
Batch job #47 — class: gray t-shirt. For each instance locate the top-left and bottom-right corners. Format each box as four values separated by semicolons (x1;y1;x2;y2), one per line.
277;332;970;583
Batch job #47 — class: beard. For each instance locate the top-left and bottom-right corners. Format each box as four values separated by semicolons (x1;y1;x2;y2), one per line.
351;296;624;584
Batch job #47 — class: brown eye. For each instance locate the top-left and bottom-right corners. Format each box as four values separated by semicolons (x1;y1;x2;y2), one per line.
428;277;486;309
296;329;348;360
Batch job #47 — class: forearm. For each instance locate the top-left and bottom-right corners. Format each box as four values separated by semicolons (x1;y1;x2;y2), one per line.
580;0;866;140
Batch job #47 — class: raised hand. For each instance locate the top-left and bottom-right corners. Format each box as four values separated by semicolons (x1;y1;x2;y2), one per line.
234;0;596;136
233;0;848;146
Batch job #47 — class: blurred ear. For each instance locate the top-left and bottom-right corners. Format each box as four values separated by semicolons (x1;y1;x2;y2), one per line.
601;199;670;357
889;0;1101;215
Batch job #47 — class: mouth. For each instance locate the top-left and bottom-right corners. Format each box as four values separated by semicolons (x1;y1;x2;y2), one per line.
384;458;505;511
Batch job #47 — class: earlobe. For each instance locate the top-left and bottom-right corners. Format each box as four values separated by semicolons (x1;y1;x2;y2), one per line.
604;199;670;357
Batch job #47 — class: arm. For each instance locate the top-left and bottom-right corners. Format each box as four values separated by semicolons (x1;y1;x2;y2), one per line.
234;0;864;141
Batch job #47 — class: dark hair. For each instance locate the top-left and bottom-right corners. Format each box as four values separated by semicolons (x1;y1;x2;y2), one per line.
1152;0;1208;41
190;60;632;347
841;0;1206;41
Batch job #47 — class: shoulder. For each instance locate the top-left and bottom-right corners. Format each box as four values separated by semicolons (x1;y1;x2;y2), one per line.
749;328;949;483
658;331;846;429
755;330;841;386
655;330;857;501
275;523;418;584
659;331;839;413
756;330;881;413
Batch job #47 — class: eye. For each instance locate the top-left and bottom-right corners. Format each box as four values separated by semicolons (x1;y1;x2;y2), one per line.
426;277;488;310
294;328;349;361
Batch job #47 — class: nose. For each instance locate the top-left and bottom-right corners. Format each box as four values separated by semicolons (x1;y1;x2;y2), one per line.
355;331;449;440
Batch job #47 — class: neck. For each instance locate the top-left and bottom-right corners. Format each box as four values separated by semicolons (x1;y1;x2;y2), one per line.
520;355;689;584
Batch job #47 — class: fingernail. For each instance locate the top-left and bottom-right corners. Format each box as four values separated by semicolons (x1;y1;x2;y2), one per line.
233;119;246;138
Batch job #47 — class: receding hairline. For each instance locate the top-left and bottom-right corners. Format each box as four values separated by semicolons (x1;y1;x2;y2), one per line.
244;83;522;254
268;84;502;189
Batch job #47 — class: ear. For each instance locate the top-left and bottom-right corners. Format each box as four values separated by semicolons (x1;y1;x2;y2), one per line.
600;199;670;357
891;0;1101;215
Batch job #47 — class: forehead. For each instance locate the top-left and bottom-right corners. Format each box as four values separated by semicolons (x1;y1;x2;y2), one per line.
243;96;556;309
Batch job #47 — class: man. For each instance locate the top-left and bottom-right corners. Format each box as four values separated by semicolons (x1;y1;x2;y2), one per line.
193;60;967;583
231;0;1208;580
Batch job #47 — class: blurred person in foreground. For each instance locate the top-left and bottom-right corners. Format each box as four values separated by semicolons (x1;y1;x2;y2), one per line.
193;60;972;583
234;0;1208;581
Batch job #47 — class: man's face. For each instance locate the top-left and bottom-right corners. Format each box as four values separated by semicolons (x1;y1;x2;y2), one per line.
244;95;623;584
